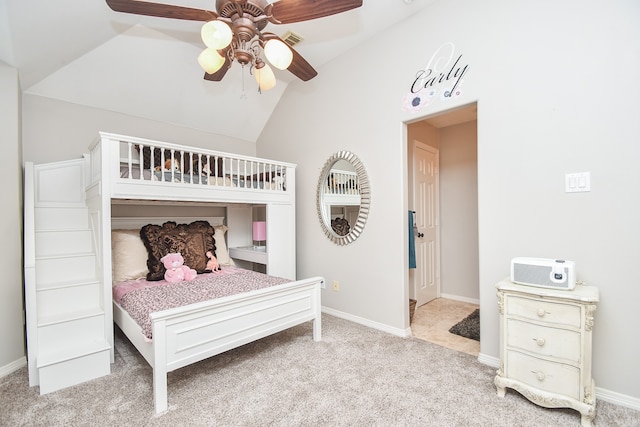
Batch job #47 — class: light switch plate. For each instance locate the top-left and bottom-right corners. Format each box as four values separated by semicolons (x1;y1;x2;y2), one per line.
565;172;591;193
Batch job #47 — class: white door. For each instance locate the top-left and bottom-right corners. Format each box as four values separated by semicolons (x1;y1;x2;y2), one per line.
413;141;440;306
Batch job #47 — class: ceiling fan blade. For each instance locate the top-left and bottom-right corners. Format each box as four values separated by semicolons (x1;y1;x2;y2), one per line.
263;33;317;81
286;46;318;81
106;0;218;21
268;0;363;24
203;51;233;82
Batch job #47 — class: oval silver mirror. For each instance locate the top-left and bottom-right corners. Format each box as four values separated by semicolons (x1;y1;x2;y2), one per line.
316;151;371;245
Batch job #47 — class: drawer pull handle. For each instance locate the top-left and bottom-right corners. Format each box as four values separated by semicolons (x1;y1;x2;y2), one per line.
533;337;546;347
532;371;546;382
536;308;548;317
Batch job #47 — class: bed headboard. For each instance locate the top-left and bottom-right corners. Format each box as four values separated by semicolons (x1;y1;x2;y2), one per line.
111;216;225;230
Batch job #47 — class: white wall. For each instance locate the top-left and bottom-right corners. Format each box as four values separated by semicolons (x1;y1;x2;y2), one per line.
8;0;639;405
439;120;478;300
22;94;257;164
259;0;640;402
0;61;26;374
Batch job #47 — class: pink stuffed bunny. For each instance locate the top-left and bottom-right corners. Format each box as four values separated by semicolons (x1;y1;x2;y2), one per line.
206;251;221;272
160;253;197;283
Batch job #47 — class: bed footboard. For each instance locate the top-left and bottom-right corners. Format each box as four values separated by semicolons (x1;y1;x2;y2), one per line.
144;277;322;414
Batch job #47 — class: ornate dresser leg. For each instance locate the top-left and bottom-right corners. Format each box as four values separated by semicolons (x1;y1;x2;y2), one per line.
580;413;594;427
494;374;506;398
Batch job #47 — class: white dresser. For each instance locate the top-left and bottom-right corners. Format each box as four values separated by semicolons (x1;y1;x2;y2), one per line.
494;279;599;427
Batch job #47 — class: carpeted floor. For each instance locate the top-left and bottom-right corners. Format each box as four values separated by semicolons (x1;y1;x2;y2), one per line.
1;314;639;426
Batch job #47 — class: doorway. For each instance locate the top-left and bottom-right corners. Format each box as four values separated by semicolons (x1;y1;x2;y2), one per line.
407;103;479;354
412;142;439;307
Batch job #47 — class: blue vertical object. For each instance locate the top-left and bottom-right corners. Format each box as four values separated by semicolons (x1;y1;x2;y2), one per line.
409;210;416;269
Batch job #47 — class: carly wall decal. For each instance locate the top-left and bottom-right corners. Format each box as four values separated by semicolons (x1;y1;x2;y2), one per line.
402;42;469;112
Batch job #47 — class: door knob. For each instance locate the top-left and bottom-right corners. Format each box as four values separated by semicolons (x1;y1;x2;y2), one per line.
417;232;424;238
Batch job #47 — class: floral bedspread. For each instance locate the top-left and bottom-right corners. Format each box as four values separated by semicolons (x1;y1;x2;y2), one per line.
113;266;291;340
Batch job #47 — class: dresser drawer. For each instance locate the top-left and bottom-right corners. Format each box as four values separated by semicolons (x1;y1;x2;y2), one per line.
506;319;581;362
506;295;581;328
506;350;580;400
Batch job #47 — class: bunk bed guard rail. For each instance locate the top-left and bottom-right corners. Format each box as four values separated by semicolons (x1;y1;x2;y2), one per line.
88;133;296;202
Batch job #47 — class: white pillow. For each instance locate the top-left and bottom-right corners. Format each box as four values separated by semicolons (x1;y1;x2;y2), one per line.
213;225;234;266
111;229;149;284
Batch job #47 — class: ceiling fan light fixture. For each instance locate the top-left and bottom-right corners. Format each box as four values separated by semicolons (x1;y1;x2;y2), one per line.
201;20;233;50
198;48;226;74
254;61;276;91
104;0;365;87
263;39;293;70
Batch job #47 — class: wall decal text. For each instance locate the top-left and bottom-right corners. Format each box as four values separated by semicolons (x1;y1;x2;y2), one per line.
402;42;470;112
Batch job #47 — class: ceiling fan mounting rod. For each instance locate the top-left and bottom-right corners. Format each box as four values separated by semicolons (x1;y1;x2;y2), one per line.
228;14;261;66
231;15;258;42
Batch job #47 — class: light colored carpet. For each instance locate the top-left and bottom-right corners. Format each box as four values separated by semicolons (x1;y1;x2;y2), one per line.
1;314;639;426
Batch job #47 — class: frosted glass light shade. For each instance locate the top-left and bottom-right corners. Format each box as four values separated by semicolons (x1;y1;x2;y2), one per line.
253;221;267;241
198;48;225;74
263;39;293;70
201;20;232;49
254;63;276;91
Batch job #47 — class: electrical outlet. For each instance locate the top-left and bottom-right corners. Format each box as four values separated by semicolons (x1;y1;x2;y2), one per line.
333;280;339;291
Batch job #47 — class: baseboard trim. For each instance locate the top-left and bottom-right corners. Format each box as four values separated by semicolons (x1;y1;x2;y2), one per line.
440;293;480;305
321;306;411;338
0;356;26;378
478;352;499;368
595;386;640;411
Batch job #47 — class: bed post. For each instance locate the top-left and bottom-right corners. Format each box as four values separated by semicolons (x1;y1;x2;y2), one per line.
313;280;323;342
152;319;168;414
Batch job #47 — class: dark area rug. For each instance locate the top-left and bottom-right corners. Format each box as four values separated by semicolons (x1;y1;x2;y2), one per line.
449;309;480;341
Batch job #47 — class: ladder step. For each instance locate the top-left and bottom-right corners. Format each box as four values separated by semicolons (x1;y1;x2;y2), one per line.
36;279;99;292
37;340;111;395
35;207;89;231
36;251;95;261
35;254;96;286
37;339;111;368
36;282;103;323
35;229;93;257
38;307;104;328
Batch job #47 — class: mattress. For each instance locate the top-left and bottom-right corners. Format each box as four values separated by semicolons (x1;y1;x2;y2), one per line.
113;266;291;339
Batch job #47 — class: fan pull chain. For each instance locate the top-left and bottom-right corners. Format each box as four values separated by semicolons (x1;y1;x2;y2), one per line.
240;65;247;99
255;64;262;95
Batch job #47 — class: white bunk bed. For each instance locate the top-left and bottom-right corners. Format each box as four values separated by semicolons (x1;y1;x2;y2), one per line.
320;168;361;236
323;168;361;205
94;133;322;412
66;132;322;414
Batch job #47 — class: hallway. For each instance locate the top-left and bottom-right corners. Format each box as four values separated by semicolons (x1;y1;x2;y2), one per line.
411;298;480;357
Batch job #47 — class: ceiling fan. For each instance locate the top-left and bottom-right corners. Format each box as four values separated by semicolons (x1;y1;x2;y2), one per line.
105;0;363;91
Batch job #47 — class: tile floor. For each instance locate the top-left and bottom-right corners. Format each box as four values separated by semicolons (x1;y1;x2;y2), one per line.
411;297;480;357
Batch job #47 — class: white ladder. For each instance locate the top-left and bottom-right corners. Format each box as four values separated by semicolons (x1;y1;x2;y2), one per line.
24;159;111;394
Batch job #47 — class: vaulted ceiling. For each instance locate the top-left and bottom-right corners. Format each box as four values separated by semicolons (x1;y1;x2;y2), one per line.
1;0;436;142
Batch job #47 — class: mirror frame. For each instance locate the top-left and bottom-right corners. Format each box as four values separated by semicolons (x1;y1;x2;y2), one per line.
316;151;371;245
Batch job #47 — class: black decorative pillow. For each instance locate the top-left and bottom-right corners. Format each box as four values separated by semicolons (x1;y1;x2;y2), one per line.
331;217;350;236
185;154;225;178
140;220;216;281
135;145;224;177
136;146;171;169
